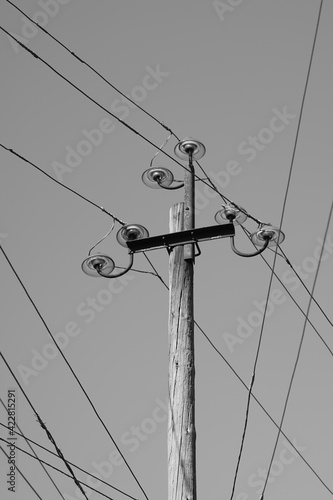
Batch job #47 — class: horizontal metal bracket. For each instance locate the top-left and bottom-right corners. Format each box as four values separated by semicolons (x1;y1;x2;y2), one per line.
126;223;235;253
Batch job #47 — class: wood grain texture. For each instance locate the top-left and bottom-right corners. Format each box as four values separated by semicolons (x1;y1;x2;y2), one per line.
168;203;196;500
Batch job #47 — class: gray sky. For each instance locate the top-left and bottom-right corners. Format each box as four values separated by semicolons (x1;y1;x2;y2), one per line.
1;1;333;499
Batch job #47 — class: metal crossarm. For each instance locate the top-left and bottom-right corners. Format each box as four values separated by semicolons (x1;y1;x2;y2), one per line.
126;223;235;252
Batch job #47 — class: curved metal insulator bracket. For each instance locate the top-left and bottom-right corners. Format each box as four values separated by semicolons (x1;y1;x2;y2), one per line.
97;252;134;278
230;235;270;258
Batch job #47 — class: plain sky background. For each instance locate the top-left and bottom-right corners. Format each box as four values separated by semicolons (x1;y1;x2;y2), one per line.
1;1;333;499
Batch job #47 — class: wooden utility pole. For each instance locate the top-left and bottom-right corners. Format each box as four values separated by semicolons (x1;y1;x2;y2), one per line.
168;156;196;500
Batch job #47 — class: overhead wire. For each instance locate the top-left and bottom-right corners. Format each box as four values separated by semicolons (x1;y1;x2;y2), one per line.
0;445;44;500
1;143;332;493
241;225;333;345
0;397;66;500
5;0;174;137
1;185;331;496
0;244;149;500
277;244;333;328
135;253;333;496
3;0;230;208
2;3;331;495
0;25;263;225
0;437;125;500
88;218;115;256
229;2;325;496
259;199;333;500
0;422;138;500
0;144;125;225
0;350;89;500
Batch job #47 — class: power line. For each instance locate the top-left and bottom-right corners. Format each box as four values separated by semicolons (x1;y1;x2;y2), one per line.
0;397;66;500
4;0;232;211
242;225;333;341
0;244;149;500
0;27;263;225
132;253;333;495
0;350;89;500
5;0;175;137
2;141;331;492
0;421;138;500
0;144;125;226
2;3;331;497
1;142;330;354
277;245;333;328
259;198;332;500
0;437;125;500
1;168;331;497
239;226;333;357
2;13;331;493
229;0;325;493
0;445;44;500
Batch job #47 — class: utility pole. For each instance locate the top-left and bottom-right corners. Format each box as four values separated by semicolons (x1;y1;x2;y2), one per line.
81;138;283;500
168;150;196;500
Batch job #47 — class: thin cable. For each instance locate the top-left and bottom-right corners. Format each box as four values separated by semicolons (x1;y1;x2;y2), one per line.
2;0;240;215
5;0;258;222
240;226;333;356
278;0;323;235
0;28;265;225
2;5;329;495
131;241;333;494
259;246;333;355
5;0;175;136
229;243;280;500
3;141;327;355
0;445;44;500
0;422;138;500
230;3;325;492
1;18;329;493
0;351;89;500
132;250;333;494
149;131;173;167
0;437;122;500
278;244;333;328
0;144;125;225
0;398;66;500
88;219;115;256
1;143;264;286
0;244;149;500
2;144;330;494
259;198;332;500
194;322;333;495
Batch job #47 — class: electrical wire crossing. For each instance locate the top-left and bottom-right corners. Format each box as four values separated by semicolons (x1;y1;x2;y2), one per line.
229;2;326;496
1;142;332;495
259;198;333;500
0;351;89;500
0;445;44;500
0;243;150;500
0;437;127;500
0;421;138;500
0;25;264;226
1;3;331;495
0;398;66;500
